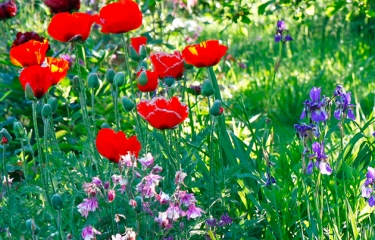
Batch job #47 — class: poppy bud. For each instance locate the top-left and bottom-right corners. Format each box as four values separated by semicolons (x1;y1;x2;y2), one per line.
42;104;52;118
44;0;80;14
72;75;80;91
35;101;43;115
101;123;111;129
139;45;147;60
114;72;125;87
51;193;63;210
202;79;214;97
137;71;148;86
136;60;148;72
48;97;58;113
0;0;17;20
26;219;37;234
106;69;115;84
122;96;135;112
184;61;194;70
13;121;25;139
164;77;175;87
209;100;224;116
210;100;224;117
129;45;140;61
88;73;99;89
25;83;35;100
0;128;11;145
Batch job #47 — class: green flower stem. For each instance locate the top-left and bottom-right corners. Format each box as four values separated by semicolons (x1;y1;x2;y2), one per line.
20;138;27;180
91;88;96;132
32;101;52;207
48;116;61;153
113;86;120;131
121;34;134;98
183;70;195;139
2;145;12;227
206;67;235;166
57;210;63;240
43;117;56;194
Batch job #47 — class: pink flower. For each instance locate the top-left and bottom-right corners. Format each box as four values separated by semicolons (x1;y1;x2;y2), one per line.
77;197;98;218
108;189;116;202
138;153;154;168
166;203;185;221
137;173;163;198
156;191;170;204
186;204;204;220
175;171;187;184
129;199;137;208
82;226;101;240
111;174;122;184
92;176;102;187
178;191;196;206
120;153;136;167
152;165;163;174
154;212;171;228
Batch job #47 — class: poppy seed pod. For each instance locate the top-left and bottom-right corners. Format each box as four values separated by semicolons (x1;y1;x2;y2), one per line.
101;123;111;129
164;77;175;87
48;97;58;113
105;68;115;84
113;72;125;87
13;121;25;139
72;75;80;91
42;104;53;118
26;219;38;234
209;100;224;116
202;79;214;97
88;73;99;89
122;96;135;112
137;71;148;86
25;83;35;100
51;193;64;210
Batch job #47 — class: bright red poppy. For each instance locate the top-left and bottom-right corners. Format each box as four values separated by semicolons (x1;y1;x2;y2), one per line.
137;69;158;92
47;12;96;42
182;40;228;68
46;57;69;85
11;31;46;48
137;97;189;130
131;36;147;54
44;0;80;14
0;0;17;20
96;0;142;34
19;65;54;99
95;128;142;163
150;51;185;79
10;39;49;68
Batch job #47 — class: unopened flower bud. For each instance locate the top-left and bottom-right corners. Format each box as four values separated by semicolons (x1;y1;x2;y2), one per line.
72;76;80;91
209;100;224;116
51;193;63;210
164;77;175;87
88;73;99;89
184;61;193;70
26;219;37;234
136;60;148;72
42;104;52;118
108;189;116;202
13;122;25;139
129;199;137;208
0;128;11;145
104;181;110;189
47;97;58;113
25;83;35;100
101;123;111;129
137;70;148;86
129;45;140;61
114;72;125;87
139;45;147;60
202;79;214;97
106;69;115;84
122;97;135;112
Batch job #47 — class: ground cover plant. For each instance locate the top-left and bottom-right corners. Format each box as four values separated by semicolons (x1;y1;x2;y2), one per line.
0;0;375;239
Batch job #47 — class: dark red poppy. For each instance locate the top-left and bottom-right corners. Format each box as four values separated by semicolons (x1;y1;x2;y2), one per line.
47;12;96;42
150;51;185;79
96;0;142;34
19;65;54;99
137;97;189;130
46;57;69;85
182;40;228;68
96;128;142;163
0;0;17;20
44;0;80;14
131;36;147;54
10;39;49;67
137;69;158;92
11;31;46;48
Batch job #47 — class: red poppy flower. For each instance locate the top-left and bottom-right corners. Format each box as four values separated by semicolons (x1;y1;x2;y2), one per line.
19;65;54;99
10;39;49;68
137;97;189;130
137;69;158;92
96;0;142;34
11;31;46;48
95;128;141;163
44;0;80;14
131;36;147;54
46;57;69;85
47;12;96;42
182;40;228;68
0;0;17;20
150;51;185;79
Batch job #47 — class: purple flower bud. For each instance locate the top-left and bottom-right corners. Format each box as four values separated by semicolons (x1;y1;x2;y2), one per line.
238;62;247;69
219;213;232;226
274;34;282;43
277;20;286;31
369;196;375;207
104;181;110;189
206;217;217;227
284;34;293;42
190;84;201;95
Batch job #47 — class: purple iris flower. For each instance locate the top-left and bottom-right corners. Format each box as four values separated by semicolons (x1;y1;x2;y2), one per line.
308;141;332;175
274;20;293;43
218;213;232;226
294;123;314;139
334;86;355;121
284;34;293;42
369;196;375;207
300;87;328;122
373;132;375;137
277;20;286;31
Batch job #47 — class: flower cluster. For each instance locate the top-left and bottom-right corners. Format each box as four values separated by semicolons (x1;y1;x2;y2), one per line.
333;85;355;121
362;167;375;206
274;20;293;43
